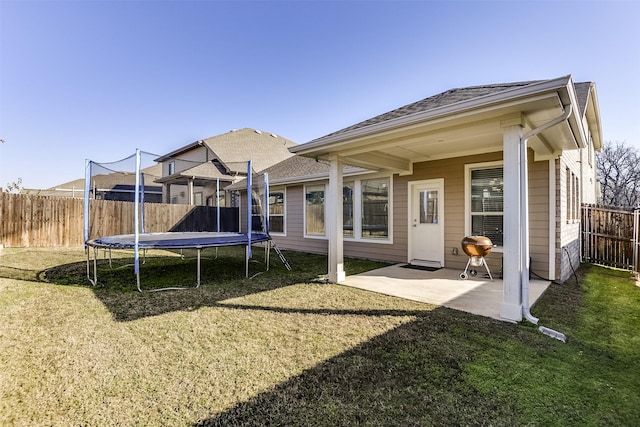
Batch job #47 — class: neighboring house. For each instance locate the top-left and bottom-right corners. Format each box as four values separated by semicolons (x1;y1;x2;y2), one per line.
154;128;296;206
259;75;601;323
24;164;163;202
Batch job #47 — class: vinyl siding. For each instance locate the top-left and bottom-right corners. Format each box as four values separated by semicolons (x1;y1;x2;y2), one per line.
273;150;552;279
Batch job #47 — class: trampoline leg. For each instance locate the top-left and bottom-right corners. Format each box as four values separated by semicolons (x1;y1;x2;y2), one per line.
245;245;249;278
265;242;270;271
86;247;94;285
92;247;99;286
196;249;201;288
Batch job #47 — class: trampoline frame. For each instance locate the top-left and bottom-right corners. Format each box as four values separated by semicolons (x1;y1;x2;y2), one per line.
85;232;271;292
84;152;282;291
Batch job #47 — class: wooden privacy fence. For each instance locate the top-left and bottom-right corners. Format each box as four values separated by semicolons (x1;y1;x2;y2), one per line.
581;204;640;273
0;193;238;248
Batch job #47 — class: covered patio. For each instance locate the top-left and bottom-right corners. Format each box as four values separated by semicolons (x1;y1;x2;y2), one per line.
343;264;551;321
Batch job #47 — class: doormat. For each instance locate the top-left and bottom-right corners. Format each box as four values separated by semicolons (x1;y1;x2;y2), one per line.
401;264;442;272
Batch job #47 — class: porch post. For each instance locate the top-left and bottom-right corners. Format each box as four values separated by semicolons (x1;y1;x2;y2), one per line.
500;123;524;322
164;183;171;204
327;155;346;283
188;178;194;205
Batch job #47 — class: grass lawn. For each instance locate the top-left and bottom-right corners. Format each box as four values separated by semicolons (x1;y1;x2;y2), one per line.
1;247;639;426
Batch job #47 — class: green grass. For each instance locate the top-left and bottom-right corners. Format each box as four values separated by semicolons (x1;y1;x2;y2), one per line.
1;248;639;426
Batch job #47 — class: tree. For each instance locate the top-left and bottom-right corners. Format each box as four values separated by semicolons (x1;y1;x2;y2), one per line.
3;177;24;194
596;141;640;208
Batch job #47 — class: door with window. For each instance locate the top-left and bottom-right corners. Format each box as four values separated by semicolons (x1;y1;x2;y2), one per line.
409;179;444;267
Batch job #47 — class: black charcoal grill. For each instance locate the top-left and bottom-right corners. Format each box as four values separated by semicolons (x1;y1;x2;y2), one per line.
459;235;494;281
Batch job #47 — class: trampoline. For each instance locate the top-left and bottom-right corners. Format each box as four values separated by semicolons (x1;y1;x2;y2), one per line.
84;150;290;292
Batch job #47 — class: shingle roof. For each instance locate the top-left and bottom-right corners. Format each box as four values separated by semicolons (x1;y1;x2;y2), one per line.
574;82;593;117
226;155;371;190
311;80;544;143
201;128;297;173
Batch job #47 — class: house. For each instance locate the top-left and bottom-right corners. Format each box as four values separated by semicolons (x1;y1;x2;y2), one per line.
259;75;601;323
154;128;296;206
24;164;163;202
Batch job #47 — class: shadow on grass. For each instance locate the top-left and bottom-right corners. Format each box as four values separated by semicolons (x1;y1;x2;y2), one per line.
194;271;640;426
40;247;392;322
194;307;527;426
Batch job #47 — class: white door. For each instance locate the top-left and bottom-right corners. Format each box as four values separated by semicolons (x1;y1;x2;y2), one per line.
409;180;444;267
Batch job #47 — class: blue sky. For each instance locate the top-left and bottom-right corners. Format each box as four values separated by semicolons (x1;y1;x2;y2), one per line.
1;0;639;189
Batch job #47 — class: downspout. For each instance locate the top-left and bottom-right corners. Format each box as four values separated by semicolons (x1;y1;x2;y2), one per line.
520;104;572;334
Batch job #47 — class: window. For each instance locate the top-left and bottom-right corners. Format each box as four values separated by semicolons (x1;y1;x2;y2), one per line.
303;177;392;242
566;168;580;224
305;185;325;235
269;188;285;234
168;161;175;175
361;178;389;238
343;182;354;237
469;166;504;246
420;190;439;224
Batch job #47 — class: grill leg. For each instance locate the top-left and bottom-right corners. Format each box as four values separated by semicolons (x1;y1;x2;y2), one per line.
481;257;494;281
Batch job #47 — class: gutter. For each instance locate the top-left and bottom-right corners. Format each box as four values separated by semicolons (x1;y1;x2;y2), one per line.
519;103;572;342
291;75;573;153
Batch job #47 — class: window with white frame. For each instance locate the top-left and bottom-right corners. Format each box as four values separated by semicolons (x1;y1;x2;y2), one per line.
469;165;504;247
343;182;354;237
361;178;389;239
269;188;285;234
305;184;325;236
304;177;392;241
168;161;175;175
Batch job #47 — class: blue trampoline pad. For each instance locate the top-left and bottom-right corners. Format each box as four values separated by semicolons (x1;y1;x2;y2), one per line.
86;232;270;250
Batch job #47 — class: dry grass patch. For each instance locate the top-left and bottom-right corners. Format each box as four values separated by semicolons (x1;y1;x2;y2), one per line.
0;247;428;426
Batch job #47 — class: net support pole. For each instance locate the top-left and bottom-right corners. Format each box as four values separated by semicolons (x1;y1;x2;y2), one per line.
140;172;145;233
264;172;270;235
247;160;252;259
83;159;91;246
134;149;142;291
216;178;220;232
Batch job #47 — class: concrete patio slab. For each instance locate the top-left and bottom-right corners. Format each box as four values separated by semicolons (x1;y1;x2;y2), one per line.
342;264;551;321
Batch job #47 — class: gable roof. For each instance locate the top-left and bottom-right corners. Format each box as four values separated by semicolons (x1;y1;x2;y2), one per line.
314;80;544;142
155;128;297;174
291;75;601;172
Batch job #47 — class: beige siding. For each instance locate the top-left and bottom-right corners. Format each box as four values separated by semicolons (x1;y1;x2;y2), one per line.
271;185;328;254
273;150;552;279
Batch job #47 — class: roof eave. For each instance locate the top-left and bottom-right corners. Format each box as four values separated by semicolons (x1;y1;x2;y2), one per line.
291;75;573;155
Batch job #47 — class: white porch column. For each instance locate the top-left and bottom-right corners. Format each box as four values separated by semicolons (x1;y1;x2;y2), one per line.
327;155;346;283
501;124;523;322
188;179;195;205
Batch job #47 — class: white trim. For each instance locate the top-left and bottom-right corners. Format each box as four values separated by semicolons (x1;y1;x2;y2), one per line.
303;183;326;238
360;176;393;243
269;186;287;236
548;159;556;280
464;160;504;249
291;77;572;152
301;175;394;244
407;178;445;266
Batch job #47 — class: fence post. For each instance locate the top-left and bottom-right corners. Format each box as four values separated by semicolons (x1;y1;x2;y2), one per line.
633;208;639;278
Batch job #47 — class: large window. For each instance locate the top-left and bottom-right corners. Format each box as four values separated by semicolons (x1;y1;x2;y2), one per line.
303;177;392;241
470;166;503;246
361;178;389;238
343;182;354;237
305;185;325;235
269;189;285;234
